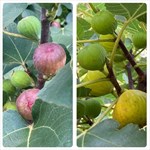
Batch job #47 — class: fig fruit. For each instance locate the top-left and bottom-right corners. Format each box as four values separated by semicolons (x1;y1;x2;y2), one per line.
11;70;35;89
4;101;17;111
100;34;116;52
3;79;16;96
16;88;39;120
77;43;107;71
33;42;66;77
51;20;61;28
17;16;41;41
82;70;113;96
84;99;101;118
91;11;117;35
113;90;146;128
132;32;147;49
77;100;86;119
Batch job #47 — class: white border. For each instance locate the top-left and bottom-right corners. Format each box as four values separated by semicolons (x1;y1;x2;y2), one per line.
1;0;150;150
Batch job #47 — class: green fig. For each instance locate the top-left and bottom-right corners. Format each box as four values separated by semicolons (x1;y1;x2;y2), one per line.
77;100;86;119
91;11;117;35
17;16;41;41
78;43;107;71
132;32;147;49
3;79;16;96
11;70;35;89
84;99;101;118
4;101;17;111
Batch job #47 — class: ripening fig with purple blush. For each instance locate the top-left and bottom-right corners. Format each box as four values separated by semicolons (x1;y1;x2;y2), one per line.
33;42;66;77
16;88;39;120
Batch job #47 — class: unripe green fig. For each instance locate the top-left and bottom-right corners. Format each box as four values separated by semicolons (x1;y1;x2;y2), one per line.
113;90;146;128
83;70;113;96
78;43;107;71
3;79;16;96
17;16;41;41
91;11;117;35
38;3;55;10
84;99;101;118
16;88;39;120
11;70;35;89
4;101;17;111
77;100;86;119
132;32;146;49
33;42;66;77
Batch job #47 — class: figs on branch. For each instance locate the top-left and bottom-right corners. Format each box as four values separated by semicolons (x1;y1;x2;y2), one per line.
83;70;113;96
17;16;41;41
33;42;66;77
3;79;16;96
77;43;107;71
113;90;146;128
132;32;146;49
16;88;40;120
91;11;117;35
11;70;35;89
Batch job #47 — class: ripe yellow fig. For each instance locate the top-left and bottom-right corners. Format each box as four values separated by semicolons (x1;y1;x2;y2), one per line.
100;34;116;52
82;70;113;96
113;90;146;128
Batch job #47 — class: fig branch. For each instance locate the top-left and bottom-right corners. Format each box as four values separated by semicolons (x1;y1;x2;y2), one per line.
106;59;122;96
40;8;50;44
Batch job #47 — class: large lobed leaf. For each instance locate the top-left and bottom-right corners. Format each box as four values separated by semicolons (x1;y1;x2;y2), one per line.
77;119;146;147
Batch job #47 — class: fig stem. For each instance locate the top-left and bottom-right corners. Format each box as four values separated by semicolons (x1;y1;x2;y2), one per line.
88;3;99;13
77;78;110;88
40;8;50;44
77;38;114;44
106;60;122;96
126;61;134;89
77;8;93;18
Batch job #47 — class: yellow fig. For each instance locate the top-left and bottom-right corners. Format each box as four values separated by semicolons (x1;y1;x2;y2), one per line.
113;90;146;128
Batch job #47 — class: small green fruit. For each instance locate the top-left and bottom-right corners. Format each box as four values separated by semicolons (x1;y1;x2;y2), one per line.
84;99;101;118
91;11;117;35
132;32;146;49
83;70;113;96
3;79;16;96
4;101;17;111
17;16;41;41
77;100;86;119
78;43;107;71
11;70;35;89
113;90;146;128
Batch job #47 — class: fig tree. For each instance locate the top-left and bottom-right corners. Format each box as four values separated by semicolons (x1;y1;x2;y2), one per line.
113;90;146;128
91;11;117;35
11;70;35;89
77;43;107;71
33;42;66;77
83;70;113;96
16;88;40;120
17;16;41;41
132;32;147;49
3;79;16;96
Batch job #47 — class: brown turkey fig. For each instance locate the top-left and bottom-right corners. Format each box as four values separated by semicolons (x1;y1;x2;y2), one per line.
16;88;39;120
33;42;66;77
